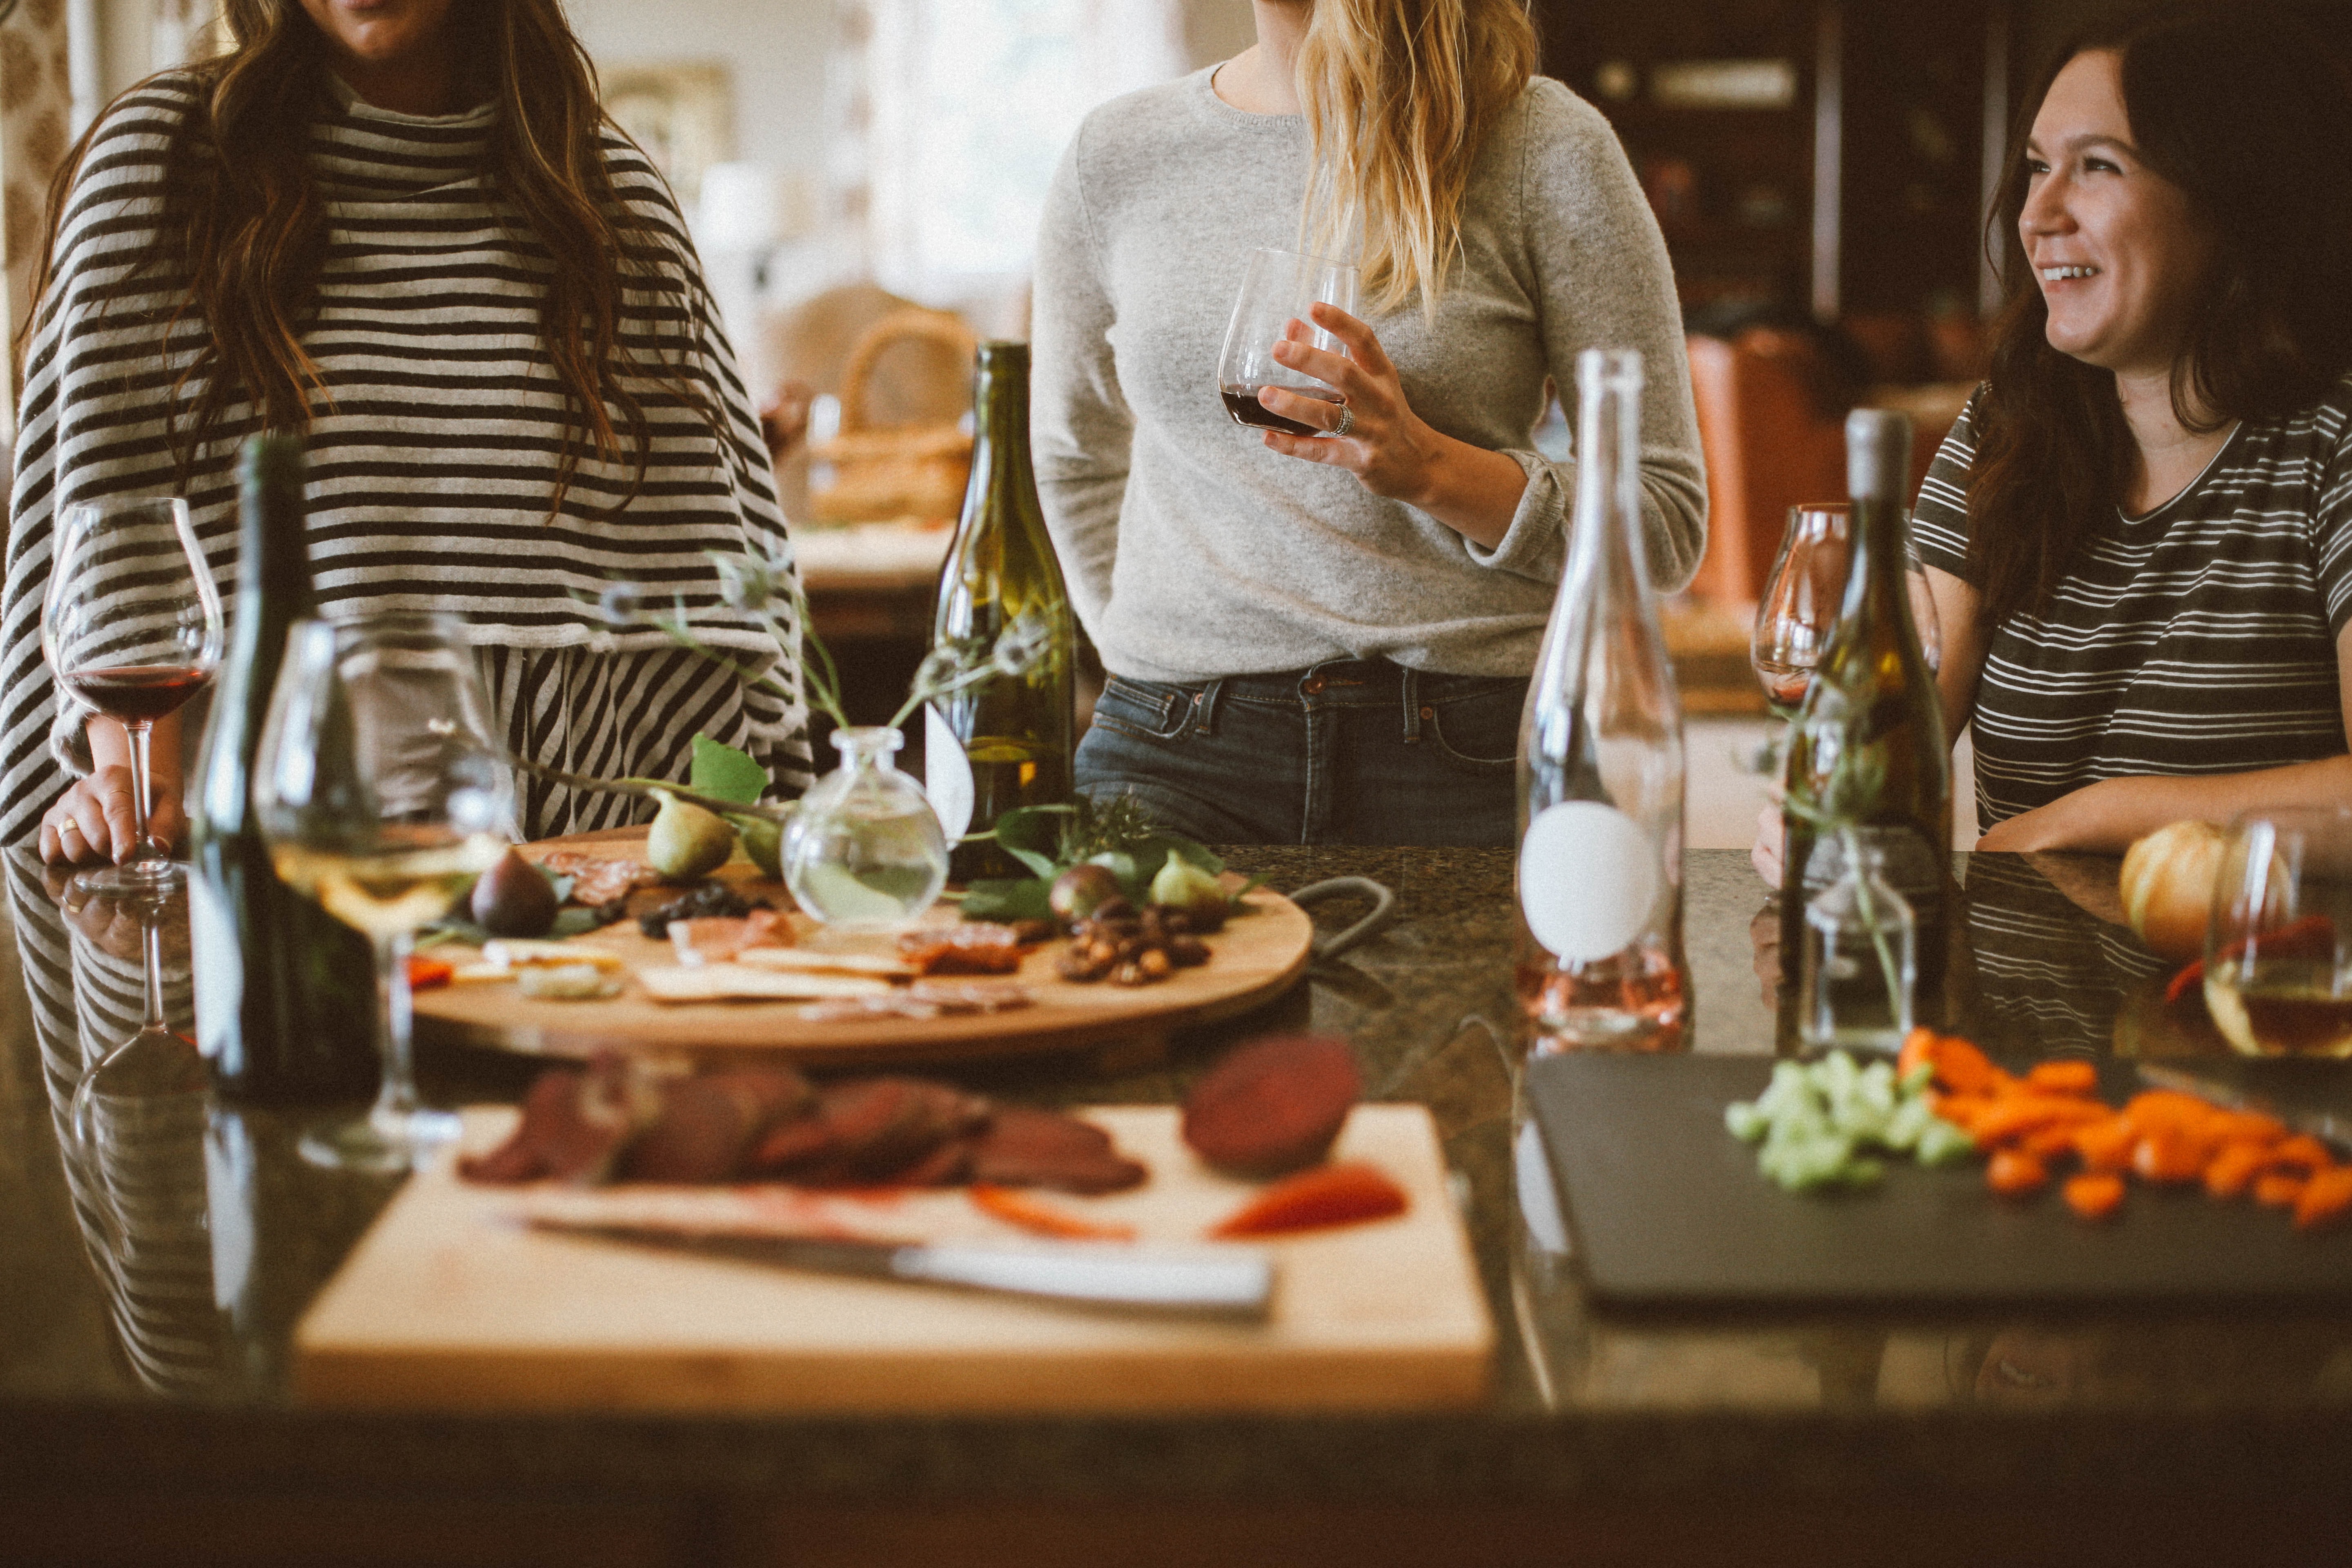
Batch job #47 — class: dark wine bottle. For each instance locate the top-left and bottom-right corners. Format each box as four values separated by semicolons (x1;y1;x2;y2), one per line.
1779;409;1953;996
188;436;377;1102
926;341;1076;882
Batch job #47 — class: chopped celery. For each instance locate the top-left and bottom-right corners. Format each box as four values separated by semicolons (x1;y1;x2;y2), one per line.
1724;1049;1977;1194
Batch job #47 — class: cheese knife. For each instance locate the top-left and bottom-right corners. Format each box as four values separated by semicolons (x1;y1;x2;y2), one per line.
528;1218;1278;1320
2133;1062;2352;1156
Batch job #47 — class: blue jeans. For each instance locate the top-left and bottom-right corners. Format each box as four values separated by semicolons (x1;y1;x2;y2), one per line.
1075;659;1526;846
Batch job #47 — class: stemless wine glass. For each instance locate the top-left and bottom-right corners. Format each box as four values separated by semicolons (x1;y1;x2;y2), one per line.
2202;807;2352;1058
41;497;225;891
1216;247;1359;436
254;613;508;1172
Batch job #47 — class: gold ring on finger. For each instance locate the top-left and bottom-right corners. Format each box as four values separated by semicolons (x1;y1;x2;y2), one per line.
1332;402;1354;439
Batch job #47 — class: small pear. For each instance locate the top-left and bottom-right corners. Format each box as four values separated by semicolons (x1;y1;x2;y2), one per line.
728;813;783;880
1149;855;1231;929
647;790;735;881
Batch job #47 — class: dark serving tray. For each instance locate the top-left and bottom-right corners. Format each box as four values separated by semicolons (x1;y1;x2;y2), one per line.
1527;1053;2352;1308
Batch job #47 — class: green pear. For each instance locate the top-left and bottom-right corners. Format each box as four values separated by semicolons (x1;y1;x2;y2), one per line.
728;812;783;880
1149;855;1231;928
647;789;735;881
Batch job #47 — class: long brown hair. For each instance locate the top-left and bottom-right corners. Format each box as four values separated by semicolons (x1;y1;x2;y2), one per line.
1297;0;1538;319
23;0;705;514
1966;2;2352;627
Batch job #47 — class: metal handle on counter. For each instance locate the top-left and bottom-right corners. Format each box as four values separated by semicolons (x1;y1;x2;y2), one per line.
1288;877;1397;963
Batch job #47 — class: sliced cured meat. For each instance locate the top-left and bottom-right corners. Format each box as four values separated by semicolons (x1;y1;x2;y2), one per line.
1182;1033;1362;1177
896;922;1029;975
617;1067;815;1183
970;1105;1147;1194
536;851;663;910
751;1076;992;1186
457;1052;661;1185
668;908;791;967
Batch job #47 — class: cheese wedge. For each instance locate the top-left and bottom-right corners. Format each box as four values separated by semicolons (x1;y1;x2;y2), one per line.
734;947;918;979
636;964;894;1003
480;939;626;972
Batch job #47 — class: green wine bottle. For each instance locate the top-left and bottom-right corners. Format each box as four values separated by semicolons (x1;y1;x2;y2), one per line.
1779;409;1952;996
927;341;1076;883
188;436;378;1103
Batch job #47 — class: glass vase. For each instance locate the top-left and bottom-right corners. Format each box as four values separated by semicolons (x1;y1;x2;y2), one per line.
1800;835;1917;1052
783;727;950;929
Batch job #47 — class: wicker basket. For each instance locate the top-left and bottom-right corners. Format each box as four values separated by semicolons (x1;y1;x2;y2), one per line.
808;307;978;524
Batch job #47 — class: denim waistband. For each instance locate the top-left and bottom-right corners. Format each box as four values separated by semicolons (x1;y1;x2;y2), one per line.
1116;659;1525;744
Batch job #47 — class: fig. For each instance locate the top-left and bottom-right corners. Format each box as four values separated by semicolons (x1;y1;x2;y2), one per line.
729;813;783;879
470;847;559;937
647;789;735;882
1149;855;1230;928
1050;862;1123;922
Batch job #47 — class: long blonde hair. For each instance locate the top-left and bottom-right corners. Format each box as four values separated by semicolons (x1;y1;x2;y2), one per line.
1297;0;1537;318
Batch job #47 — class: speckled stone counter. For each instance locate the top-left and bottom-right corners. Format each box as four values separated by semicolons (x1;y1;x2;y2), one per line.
2;845;2346;1568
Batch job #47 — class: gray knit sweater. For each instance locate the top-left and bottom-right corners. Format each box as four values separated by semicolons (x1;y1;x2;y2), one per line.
1031;68;1706;684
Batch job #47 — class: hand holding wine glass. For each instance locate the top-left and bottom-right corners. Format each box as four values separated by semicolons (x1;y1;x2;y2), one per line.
254;613;509;1173
39;498;223;885
1217;248;1359;437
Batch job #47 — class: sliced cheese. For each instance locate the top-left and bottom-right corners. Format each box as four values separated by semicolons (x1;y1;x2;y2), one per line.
635;964;894;1004
481;939;626;972
734;946;918;979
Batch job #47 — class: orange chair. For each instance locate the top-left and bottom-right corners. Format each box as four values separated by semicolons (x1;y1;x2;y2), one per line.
1684;332;1844;607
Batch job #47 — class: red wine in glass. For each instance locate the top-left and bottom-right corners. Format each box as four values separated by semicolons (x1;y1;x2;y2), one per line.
1221;384;1341;438
60;664;214;723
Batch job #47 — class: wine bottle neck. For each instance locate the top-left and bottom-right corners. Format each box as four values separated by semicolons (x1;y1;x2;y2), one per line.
1563;355;1649;602
970;343;1032;482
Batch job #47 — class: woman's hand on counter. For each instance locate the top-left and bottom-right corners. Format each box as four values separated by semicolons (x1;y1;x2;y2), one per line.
1256;303;1527;549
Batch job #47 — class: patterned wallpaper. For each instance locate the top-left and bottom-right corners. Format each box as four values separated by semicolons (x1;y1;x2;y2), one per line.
1;0;74;439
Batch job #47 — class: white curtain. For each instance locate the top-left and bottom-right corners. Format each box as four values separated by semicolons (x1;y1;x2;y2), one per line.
836;0;1185;310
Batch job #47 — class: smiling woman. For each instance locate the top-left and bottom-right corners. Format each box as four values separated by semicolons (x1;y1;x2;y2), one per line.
1899;2;2352;854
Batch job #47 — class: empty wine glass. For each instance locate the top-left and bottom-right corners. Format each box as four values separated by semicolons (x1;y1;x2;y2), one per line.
254;613;508;1173
1752;503;1941;710
1216;248;1359;436
40;497;225;891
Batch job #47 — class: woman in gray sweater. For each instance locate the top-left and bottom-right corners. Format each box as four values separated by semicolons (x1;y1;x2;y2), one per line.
1031;0;1705;846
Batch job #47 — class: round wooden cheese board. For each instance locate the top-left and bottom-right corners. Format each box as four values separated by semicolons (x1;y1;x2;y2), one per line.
410;829;1314;1069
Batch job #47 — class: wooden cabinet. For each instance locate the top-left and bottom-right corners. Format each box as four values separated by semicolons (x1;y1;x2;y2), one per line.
1531;0;2002;324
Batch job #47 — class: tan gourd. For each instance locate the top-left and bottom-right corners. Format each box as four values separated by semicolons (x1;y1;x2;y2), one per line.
2118;819;2227;962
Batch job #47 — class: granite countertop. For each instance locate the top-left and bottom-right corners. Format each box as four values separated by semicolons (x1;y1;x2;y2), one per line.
4;842;2349;1550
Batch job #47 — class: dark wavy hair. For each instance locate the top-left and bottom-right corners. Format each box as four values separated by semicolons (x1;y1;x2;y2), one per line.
23;0;706;515
1965;2;2352;627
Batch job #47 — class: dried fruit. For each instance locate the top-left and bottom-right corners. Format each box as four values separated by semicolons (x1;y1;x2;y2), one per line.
470;847;559;937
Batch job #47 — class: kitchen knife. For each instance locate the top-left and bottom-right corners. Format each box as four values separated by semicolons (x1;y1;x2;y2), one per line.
529;1218;1277;1320
2133;1062;2352;1156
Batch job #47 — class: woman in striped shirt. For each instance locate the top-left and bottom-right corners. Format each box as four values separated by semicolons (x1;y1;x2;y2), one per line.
6;0;808;864
1909;7;2351;853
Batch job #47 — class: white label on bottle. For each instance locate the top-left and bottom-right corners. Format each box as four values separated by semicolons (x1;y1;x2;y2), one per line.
924;704;975;844
188;869;240;1062
1518;800;1658;962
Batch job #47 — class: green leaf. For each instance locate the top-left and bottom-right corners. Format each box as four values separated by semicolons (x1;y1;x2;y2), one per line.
1003;846;1060;880
550;906;611;938
689;733;767;805
993;804;1074;859
958;877;1055;922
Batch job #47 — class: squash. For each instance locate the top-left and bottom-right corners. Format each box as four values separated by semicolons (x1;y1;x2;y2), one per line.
2118;819;2227;962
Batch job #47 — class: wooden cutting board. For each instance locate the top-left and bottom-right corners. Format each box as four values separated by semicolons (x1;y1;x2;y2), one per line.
1530;1054;2352;1307
294;1105;1493;1414
411;830;1315;1069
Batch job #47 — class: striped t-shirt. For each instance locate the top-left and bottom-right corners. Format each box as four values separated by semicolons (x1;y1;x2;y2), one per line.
1911;378;2352;829
0;71;809;843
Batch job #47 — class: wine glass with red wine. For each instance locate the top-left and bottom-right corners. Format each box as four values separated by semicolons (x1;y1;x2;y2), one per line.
1217;248;1359;436
40;497;225;891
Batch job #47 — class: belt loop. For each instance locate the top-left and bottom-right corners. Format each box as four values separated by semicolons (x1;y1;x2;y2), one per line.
1189;679;1222;738
1400;665;1422;744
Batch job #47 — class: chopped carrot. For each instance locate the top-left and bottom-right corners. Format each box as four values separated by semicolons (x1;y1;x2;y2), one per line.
1896;1027;1939;1079
2133;1130;2207;1185
1971;1096;2110;1149
2020;1123;2083;1160
2063;1172;2127;1222
2203;1143;2273;1200
2072;1119;2138;1173
2294;1168;2352;1232
1926;1036;2004;1096
1209;1162;1409;1238
406;955;454;991
2255;1171;2311;1209
1986;1148;2049;1197
2213;1111;2289;1146
2267;1135;2335;1173
2026;1060;2099;1096
968;1183;1138;1242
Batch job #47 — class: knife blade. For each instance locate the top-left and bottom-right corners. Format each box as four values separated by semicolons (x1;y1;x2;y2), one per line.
528;1218;1277;1320
2133;1062;2352;1155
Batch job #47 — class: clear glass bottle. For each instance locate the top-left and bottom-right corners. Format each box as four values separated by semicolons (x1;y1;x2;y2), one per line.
1515;348;1690;1051
1800;835;1917;1052
784;726;950;928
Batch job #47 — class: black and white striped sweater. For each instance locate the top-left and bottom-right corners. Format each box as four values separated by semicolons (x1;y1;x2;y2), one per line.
1;71;810;843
